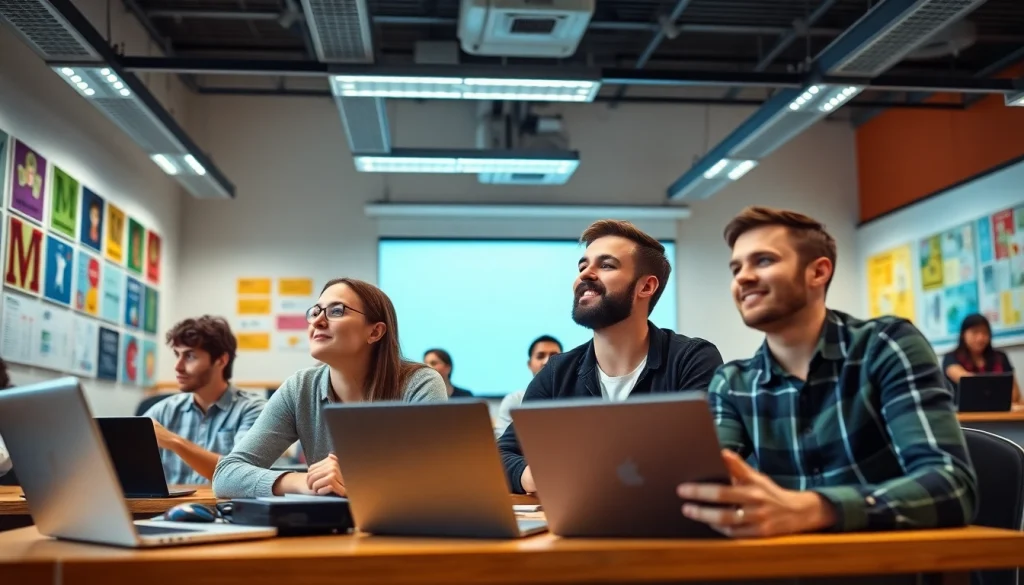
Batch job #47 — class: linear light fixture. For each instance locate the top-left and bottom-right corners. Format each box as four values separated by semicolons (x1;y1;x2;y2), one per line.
1006;90;1024;107
353;148;580;184
787;84;862;113
364;202;692;220
330;75;601;102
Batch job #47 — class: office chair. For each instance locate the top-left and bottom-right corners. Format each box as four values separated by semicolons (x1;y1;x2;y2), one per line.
135;393;172;416
963;428;1024;585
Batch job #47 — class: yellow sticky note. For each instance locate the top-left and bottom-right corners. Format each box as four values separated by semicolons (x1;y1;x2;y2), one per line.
237;278;272;296
238;298;272;315
237;333;271;351
279;278;314;297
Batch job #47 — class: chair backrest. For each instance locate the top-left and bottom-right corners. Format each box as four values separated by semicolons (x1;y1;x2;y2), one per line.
963;428;1024;585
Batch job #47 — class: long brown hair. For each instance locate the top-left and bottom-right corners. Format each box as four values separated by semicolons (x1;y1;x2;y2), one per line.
319;277;424;401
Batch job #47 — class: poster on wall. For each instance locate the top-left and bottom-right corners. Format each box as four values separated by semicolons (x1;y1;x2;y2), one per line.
96;326;119;381
33;305;73;372
80;187;104;252
75;251;101;316
49;166;79;240
144;286;158;334
1;292;39;365
9;139;47;223
101;263;125;323
142;339;157;388
4;214;43;295
124;276;142;329
71;316;99;378
120;332;141;386
916;222;979;342
977;205;1024;333
42;234;74;306
105;203;125;264
146;231;161;284
865;244;914;321
127;217;145;275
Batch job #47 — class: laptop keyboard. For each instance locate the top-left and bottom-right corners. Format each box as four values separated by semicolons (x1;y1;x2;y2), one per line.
517;519;547;533
136;524;201;535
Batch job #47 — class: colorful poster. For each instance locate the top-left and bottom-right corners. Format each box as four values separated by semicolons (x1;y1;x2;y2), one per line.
79;187;104;252
993;210;1014;260
142;339;158;388
237;332;271;351
49;166;79;239
276;332;309;352
4;214;44;295
33;304;73;372
918;235;943;291
96;326;120;381
278;278;314;296
238;298;272;315
146;231;161;283
865;244;914;321
144;286;158;334
237;278;272;295
120;333;141;386
101;263;125;324
1;292;39;365
0;130;8;198
75;251;101;316
127;217;145;275
124;276;143;329
105;203;125;264
70;316;98;378
42;234;74;306
977;205;1024;335
9;140;47;223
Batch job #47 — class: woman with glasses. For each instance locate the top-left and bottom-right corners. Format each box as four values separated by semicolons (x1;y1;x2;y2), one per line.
212;278;447;498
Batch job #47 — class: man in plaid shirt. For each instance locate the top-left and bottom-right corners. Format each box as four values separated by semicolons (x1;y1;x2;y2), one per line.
677;206;977;538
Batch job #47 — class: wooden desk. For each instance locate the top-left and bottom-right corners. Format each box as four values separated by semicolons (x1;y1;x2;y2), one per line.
958;410;1024;423
958;410;1024;449
1;525;1022;585
0;486;219;516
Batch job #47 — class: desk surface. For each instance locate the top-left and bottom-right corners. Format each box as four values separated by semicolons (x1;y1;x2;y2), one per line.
0;486;218;516
958;410;1024;423
1;525;1022;585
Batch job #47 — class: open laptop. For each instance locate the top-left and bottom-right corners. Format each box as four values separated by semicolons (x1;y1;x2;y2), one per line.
511;392;731;538
323;400;547;538
95;417;196;498
0;377;277;547
958;373;1014;412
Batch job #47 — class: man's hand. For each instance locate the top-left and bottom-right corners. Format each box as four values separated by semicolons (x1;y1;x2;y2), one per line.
520;466;537;493
151;420;180;451
676;450;836;538
306;454;345;496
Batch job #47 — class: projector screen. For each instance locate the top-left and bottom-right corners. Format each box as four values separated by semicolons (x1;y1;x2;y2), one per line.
378;238;678;397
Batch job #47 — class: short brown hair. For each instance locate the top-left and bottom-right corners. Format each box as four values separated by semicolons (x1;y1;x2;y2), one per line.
165;316;237;380
723;206;837;291
580;219;671;314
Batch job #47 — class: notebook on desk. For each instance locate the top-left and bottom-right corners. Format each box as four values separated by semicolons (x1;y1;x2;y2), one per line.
0;377;277;548
323;400;547;538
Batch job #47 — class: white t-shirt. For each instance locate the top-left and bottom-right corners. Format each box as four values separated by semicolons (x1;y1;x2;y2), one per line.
0;434;11;478
598;357;647;402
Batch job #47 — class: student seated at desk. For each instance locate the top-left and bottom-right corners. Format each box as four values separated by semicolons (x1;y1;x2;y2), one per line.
498;220;724;494
677;206;978;538
213;278;448;498
942;313;1021;404
143;316;267;485
494;335;563;438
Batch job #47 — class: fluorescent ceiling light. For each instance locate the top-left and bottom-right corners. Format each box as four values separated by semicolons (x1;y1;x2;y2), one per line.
786;84;862;113
331;75;600;102
1006;91;1024;107
353;148;581;184
702;158;758;181
150;154;179;175
364;203;691;220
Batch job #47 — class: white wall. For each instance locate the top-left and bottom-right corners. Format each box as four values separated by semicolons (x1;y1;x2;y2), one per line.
175;94;861;383
857;159;1024;369
0;1;188;415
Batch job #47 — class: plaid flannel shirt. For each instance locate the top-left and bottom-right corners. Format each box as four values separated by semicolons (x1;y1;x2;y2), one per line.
710;310;978;532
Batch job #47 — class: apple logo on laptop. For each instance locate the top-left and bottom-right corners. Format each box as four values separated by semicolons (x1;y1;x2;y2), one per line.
616;458;644;487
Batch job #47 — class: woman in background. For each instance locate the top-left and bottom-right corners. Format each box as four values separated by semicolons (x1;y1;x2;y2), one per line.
213;278;447;498
942;313;1021;404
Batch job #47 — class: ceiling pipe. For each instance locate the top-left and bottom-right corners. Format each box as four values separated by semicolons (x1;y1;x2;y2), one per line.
606;0;695;106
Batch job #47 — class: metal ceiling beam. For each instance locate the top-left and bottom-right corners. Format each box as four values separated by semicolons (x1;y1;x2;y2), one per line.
608;0;695;106
148;9;282;20
722;0;841;100
121;0;199;92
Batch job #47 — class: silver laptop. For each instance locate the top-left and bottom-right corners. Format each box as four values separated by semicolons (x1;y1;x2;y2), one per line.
511;392;730;538
0;377;277;547
324;400;547;538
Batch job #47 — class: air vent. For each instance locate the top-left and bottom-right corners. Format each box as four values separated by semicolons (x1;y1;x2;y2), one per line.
828;0;985;76
300;0;374;63
333;96;390;153
0;0;99;60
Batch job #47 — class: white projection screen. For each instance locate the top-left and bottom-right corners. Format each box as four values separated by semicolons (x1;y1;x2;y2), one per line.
378;238;678;397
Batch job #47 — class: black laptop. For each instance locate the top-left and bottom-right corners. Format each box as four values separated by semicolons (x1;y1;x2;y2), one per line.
957;373;1014;412
95;417;196;498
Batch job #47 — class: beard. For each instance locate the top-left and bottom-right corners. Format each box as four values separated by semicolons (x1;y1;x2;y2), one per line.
572;278;637;330
179;367;213;393
739;275;809;331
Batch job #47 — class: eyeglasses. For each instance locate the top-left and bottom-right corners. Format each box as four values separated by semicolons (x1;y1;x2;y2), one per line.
305;302;365;323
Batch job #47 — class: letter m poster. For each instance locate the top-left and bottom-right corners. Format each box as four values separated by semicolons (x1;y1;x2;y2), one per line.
5;214;44;294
